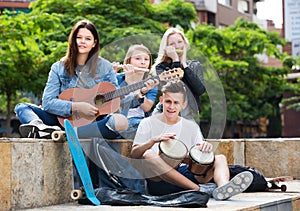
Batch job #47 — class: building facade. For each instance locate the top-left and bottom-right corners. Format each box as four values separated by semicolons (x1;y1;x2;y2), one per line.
187;0;263;27
0;0;34;14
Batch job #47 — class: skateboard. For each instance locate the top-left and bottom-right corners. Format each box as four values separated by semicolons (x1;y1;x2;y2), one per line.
266;176;295;192
64;119;101;205
51;130;66;142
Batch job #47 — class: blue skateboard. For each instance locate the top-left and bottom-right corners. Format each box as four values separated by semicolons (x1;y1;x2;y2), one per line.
64;119;101;205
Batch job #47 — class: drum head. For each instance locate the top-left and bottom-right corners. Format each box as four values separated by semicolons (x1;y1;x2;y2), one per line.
190;146;214;165
159;139;187;159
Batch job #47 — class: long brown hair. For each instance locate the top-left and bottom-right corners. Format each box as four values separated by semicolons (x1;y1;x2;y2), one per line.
63;19;100;77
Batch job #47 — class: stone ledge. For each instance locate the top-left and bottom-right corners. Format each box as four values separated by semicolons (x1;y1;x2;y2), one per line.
0;138;133;211
19;181;300;211
1;137;299;211
0;138;73;211
207;138;300;178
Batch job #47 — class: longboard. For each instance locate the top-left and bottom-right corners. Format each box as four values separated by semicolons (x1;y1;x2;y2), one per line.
266;176;295;192
64;119;100;205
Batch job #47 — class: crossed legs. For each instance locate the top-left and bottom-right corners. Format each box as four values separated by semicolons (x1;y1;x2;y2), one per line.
140;150;253;200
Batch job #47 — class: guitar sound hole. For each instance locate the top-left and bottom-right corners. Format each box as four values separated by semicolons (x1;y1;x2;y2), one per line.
94;95;104;106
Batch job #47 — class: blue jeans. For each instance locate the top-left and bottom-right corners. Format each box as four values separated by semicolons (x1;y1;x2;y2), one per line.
147;164;199;196
15;103;60;125
14;103;120;139
118;116;143;139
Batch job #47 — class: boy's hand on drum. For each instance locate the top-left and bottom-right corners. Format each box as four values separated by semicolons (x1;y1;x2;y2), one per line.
196;142;213;152
153;133;176;143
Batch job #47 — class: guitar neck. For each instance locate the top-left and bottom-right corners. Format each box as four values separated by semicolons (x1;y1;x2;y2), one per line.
103;75;159;102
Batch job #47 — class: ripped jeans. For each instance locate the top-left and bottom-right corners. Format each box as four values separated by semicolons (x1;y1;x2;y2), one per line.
15;103;121;139
77;114;121;139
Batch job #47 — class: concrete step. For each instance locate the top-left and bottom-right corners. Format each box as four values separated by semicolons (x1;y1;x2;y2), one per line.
20;180;300;211
1;137;300;211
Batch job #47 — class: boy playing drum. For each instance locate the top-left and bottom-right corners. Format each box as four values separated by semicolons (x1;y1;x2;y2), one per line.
131;80;253;200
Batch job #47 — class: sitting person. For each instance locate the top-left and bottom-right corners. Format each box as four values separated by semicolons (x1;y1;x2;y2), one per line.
151;27;206;120
14;19;156;139
112;44;158;139
131;80;253;200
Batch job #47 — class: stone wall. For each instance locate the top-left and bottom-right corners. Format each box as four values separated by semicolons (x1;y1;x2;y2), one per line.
244;138;300;178
0;138;73;211
208;138;300;178
0;137;299;210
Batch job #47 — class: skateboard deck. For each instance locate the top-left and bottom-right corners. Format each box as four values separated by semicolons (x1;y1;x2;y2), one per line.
64;119;101;205
266;176;295;192
52;130;66;142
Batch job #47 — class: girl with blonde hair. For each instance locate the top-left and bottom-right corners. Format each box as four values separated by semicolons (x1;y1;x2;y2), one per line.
152;27;206;121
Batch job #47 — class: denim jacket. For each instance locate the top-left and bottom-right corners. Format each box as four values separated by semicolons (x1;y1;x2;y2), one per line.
42;57;118;117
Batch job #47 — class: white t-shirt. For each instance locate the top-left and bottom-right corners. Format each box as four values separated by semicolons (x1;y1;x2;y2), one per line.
133;115;204;153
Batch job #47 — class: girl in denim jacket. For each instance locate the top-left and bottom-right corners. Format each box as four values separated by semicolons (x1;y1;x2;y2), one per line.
15;20;154;139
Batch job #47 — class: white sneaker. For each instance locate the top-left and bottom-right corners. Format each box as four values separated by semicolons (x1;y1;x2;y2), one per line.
212;171;253;200
19;119;61;139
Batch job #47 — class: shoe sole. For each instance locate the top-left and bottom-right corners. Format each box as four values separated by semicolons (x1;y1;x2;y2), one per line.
212;171;253;200
199;183;218;196
19;125;55;139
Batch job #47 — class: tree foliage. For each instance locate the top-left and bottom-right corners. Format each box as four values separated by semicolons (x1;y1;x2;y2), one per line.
0;1;298;138
0;0;197;136
187;18;298;136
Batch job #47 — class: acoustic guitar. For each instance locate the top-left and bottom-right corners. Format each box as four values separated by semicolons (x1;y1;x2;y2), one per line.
57;68;184;127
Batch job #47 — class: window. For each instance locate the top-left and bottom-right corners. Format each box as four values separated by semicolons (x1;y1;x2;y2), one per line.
238;0;249;13
218;0;232;6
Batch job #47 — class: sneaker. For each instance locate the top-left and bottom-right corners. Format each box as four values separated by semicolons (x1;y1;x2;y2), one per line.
199;183;217;196
212;171;253;200
19;119;61;139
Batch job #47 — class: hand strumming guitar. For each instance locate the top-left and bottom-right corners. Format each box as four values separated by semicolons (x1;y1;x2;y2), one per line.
71;102;99;117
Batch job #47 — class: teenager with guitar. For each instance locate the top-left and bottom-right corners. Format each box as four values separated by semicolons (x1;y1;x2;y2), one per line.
14;20;156;139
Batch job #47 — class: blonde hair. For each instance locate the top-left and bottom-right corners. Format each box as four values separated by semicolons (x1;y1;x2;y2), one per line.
151;27;189;75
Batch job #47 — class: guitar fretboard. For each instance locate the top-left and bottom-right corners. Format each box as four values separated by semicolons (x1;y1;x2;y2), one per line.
103;75;160;102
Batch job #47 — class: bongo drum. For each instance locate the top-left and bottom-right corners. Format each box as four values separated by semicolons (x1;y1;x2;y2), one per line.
159;139;188;168
188;145;215;176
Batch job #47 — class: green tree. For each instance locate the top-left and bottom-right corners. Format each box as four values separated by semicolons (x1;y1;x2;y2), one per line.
188;18;296;137
150;0;196;30
0;11;65;136
0;12;42;136
30;0;196;45
281;54;300;111
0;0;197;137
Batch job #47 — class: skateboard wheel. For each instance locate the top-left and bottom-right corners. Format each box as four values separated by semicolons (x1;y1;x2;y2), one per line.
281;185;287;192
52;131;66;142
71;189;83;200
